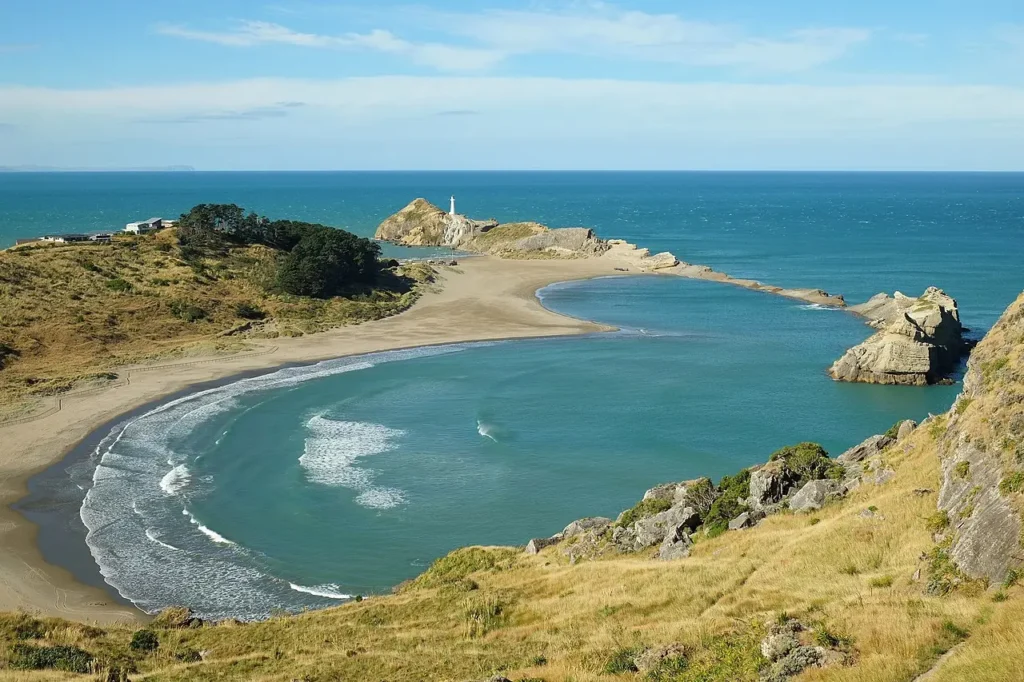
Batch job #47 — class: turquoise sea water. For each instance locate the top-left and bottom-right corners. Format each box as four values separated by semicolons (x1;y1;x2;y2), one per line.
7;172;1024;619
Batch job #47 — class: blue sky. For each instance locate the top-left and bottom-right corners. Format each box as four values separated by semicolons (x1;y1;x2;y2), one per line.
2;0;1023;170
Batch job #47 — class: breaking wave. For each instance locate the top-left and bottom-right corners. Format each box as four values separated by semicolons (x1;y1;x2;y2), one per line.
289;583;351;600
78;343;473;620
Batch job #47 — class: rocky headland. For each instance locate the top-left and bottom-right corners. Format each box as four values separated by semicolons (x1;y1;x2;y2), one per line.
378;200;972;385
829;287;969;386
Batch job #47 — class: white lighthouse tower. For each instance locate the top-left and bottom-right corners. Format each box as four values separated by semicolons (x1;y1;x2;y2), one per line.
449;196;456;217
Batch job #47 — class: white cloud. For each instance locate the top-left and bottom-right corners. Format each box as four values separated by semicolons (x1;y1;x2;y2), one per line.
156;5;870;74
443;8;870;72
155;21;504;71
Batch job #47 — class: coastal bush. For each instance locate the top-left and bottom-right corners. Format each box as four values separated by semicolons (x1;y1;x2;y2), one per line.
8;643;93;673
129;629;160;652
884;421;904;439
703;469;752;532
617;498;673;528
105;278;132;292
926;510;950;533
768;442;842;484
954;461;971;479
169;300;207;322
275;227;382;298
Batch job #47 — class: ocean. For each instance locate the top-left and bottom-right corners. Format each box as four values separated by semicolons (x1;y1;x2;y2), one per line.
7;171;1024;619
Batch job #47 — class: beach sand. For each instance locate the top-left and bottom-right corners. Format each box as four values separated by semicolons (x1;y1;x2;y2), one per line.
0;255;624;624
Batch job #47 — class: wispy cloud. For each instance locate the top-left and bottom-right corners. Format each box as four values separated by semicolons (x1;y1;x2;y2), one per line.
156;4;870;74
155;21;504;71
139;101;307;124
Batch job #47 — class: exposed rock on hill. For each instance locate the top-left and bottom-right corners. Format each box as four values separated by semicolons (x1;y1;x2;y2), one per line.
375;199;498;247
933;291;1024;585
829;287;969;386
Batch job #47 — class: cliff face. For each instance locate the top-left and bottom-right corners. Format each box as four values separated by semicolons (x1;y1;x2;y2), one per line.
829;287;968;386
934;291;1024;583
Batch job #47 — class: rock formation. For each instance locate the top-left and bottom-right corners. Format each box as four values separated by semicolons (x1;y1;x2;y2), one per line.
829;287;969;386
375;198;498;247
932;291;1024;585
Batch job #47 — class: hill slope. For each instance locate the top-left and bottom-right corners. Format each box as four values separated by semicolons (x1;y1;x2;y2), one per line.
0;227;432;416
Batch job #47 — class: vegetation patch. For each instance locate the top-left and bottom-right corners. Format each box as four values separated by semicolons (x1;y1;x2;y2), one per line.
129;629;160;652
925;510;950;533
955;398;974;415
412;547;518;590
704;469;753;534
999;471;1024;495
954;461;971;479
768;442;843;484
8;643;94;673
617;497;673;528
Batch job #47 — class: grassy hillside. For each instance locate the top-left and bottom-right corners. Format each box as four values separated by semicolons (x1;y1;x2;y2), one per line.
0;229;432;414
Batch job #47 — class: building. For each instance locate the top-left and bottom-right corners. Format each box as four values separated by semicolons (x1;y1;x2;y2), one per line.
450;196;456;216
40;234;89;244
124;217;164;234
90;233;112;243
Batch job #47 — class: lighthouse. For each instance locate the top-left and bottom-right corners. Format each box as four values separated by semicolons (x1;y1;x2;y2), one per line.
449;196;456;217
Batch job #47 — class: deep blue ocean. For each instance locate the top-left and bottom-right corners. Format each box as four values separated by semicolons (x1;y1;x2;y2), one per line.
6;172;1023;619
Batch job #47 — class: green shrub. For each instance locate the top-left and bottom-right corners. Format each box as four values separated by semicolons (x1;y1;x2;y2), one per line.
106;278;132;292
0;613;46;640
940;620;969;640
769;442;842;484
234;302;266;320
169;300;207;322
80;260;100;272
1004;568;1021;588
174;648;202;663
617;497;672;528
129;629;160;652
8;643;93;673
703;469;752;530
883;421;904;439
603;647;640;674
999;472;1024;495
954;398;974;415
992;590;1008;603
926;510;950;533
954;461;971;479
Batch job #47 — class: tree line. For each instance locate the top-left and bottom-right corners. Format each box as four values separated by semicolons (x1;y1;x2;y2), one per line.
176;204;383;298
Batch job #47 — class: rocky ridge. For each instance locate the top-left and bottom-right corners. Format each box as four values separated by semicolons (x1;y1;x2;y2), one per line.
830;287;970;386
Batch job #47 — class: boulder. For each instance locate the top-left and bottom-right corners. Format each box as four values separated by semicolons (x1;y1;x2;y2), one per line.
562;517;612;538
634;644;688;672
629;506;701;550
830;287;967;386
761;633;799;662
837;434;894;465
748;460;796;511
789;480;843;513
657;526;693;560
643;478;716;514
525;535;562;555
728;511;763;530
897;419;918;440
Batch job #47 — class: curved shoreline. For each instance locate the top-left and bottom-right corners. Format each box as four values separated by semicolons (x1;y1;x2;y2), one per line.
0;256;631;623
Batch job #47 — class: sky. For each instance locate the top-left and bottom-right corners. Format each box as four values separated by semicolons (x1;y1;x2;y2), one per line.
1;0;1024;170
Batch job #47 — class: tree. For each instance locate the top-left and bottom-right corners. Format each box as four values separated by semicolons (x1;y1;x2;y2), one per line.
276;228;382;298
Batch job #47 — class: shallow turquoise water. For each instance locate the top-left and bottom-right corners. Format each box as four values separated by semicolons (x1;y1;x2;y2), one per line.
80;277;958;619
7;171;1020;619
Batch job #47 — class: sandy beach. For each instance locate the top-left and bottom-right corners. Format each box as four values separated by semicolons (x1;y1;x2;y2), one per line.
0;255;629;624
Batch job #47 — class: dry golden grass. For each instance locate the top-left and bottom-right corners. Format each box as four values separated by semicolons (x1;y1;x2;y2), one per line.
0;420;1019;682
0;232;432;413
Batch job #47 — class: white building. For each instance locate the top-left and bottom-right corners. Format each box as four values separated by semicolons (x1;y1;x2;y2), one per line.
124;217;164;234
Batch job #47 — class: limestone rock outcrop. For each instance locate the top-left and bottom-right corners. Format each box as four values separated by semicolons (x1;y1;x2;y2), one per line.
830;287;968;386
375;198;498;247
933;291;1024;585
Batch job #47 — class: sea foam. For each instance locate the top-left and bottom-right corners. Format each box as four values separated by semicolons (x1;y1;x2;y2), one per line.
159;464;191;495
288;583;351;600
80;343;472;620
